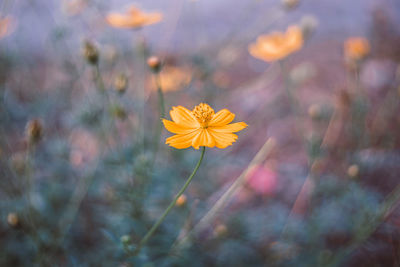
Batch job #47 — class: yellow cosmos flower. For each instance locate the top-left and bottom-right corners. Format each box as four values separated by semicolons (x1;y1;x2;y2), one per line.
344;37;370;61
163;103;247;149
106;5;162;29
248;25;303;62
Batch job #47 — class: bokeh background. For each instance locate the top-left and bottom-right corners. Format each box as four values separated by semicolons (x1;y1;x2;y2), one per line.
2;0;400;266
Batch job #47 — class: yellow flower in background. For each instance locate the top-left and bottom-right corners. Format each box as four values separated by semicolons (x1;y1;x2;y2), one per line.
151;66;191;92
0;16;15;39
163;103;247;149
248;25;303;62
344;37;370;61
106;5;162;29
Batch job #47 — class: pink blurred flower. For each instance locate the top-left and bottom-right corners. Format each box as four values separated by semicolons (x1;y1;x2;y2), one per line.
247;165;278;195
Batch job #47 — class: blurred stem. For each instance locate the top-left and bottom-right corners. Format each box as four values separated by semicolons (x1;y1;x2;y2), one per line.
92;63;119;147
25;144;38;232
133;146;206;256
93;64;106;93
332;183;400;266
151;73;166;166
172;138;276;251
24;144;45;263
155;73;166;118
279;60;297;114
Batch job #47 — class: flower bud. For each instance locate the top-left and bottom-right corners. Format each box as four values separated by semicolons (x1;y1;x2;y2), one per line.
347;164;359;178
213;224;228;237
175;194;187;207
7;212;19;227
83;40;99;65
120;235;131;244
300;15;318;40
25;119;43;145
147;56;161;72
110;105;127;120
114;73;128;94
308;104;322;120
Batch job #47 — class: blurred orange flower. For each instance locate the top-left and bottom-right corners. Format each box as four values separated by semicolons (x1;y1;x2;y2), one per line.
344;37;370;61
150;66;191;92
248;25;303;62
0;16;15;39
106;5;162;29
163;103;247;149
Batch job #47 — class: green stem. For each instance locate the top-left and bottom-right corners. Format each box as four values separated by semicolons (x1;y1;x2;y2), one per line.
133;146;206;255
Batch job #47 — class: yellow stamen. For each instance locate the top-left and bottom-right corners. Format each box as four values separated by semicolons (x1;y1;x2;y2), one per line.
192;103;215;127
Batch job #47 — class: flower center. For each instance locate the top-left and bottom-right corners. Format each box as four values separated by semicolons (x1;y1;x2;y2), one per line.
192;103;215;127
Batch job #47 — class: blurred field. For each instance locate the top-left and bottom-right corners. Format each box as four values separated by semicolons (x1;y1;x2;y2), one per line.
1;0;400;266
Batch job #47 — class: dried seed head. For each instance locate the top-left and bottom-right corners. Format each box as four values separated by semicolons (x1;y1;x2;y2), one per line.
83;40;99;65
111;105;127;120
114;73;128;94
7;212;19;227
26;119;43;145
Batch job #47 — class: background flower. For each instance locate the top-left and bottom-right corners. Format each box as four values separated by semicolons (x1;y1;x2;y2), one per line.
106;5;162;29
248;25;303;62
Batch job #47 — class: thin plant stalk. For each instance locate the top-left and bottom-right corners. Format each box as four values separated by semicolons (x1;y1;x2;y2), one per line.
280;60;296;112
172;138;276;250
133;146;206;255
25;144;38;235
155;73;166;118
151;72;166;163
330;183;400;266
92;63;118;147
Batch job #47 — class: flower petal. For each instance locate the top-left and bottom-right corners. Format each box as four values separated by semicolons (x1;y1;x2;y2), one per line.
191;129;216;149
106;14;132;28
166;130;200;149
210;122;248;133
208;130;238;149
162;119;197;134
209;109;235;127
170;106;199;128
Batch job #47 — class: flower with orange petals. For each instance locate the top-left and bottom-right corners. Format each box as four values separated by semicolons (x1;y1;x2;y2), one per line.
248;25;303;62
344;37;370;61
106;5;162;29
163;103;247;149
151;66;191;92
